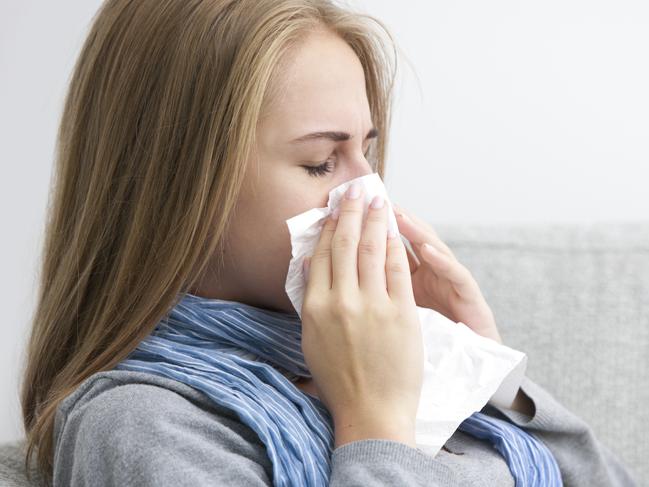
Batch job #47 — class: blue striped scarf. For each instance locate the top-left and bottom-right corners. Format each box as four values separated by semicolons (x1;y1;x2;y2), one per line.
114;292;562;486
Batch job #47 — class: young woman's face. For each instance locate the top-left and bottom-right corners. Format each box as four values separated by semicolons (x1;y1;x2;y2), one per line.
191;29;378;313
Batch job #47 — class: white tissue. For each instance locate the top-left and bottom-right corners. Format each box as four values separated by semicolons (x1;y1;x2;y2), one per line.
284;172;527;457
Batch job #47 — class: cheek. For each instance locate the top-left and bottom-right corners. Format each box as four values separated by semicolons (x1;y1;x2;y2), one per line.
242;166;332;236
226;216;289;284
276;184;329;220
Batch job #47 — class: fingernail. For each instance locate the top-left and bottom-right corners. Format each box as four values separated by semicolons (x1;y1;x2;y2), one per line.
331;207;340;220
388;227;398;239
345;182;361;199
370;195;384;209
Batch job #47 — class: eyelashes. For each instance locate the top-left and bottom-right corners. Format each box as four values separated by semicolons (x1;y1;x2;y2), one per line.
303;160;334;177
303;149;372;178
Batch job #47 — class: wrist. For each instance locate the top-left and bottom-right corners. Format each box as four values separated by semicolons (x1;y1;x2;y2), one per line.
333;413;417;449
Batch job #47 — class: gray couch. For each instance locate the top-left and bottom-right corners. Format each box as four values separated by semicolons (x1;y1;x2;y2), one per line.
2;222;647;486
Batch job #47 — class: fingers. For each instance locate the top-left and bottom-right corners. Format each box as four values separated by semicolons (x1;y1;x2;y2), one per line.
392;204;454;258
402;237;421;273
307;188;417;304
330;182;366;295
385;221;416;304
305;211;339;297
358;195;389;295
419;244;479;298
392;204;478;298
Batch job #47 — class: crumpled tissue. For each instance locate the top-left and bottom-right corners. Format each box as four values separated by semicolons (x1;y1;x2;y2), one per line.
284;172;527;457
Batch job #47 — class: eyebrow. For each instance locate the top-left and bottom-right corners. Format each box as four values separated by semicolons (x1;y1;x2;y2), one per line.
290;126;379;144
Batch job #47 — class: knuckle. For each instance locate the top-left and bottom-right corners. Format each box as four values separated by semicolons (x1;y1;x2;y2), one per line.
339;205;362;218
321;222;337;234
386;234;404;248
364;211;384;224
312;246;331;261
367;301;394;322
357;238;380;256
451;255;467;272
332;233;358;250
331;292;360;319
386;240;404;255
302;295;326;319
319;222;337;238
462;265;474;280
386;259;409;274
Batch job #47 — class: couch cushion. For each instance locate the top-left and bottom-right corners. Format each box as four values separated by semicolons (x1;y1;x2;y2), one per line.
433;221;649;483
0;440;44;487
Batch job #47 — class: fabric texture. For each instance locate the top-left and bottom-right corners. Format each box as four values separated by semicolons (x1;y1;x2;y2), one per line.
47;369;637;486
112;292;561;486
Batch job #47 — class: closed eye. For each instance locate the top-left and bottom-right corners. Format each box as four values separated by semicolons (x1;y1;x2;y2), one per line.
302;148;372;177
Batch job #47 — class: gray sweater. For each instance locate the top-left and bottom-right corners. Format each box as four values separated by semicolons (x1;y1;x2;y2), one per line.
52;369;637;486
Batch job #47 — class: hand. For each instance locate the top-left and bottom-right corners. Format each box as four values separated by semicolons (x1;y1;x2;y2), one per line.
301;184;424;448
391;203;503;345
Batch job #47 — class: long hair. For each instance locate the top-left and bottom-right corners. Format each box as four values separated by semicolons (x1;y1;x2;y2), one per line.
19;0;398;483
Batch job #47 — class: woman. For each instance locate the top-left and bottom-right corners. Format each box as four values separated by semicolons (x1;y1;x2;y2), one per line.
20;0;637;486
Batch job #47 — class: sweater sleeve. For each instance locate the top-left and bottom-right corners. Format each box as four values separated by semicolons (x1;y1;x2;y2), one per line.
52;380;458;486
329;439;458;486
484;375;639;487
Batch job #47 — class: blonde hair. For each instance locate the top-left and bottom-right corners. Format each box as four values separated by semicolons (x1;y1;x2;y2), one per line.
19;0;398;483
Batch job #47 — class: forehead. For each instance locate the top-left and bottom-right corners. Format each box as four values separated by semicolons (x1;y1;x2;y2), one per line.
259;30;373;136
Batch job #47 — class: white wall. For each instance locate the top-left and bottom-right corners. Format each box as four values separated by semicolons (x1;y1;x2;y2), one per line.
361;0;649;224
1;0;647;443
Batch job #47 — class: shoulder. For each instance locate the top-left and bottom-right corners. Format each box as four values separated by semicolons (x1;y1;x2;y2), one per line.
56;369;215;427
56;369;217;420
53;370;273;486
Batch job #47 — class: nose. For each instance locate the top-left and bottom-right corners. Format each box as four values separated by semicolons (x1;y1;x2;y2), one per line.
349;155;375;180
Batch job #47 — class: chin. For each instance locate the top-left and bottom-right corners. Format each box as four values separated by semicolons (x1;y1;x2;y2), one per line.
244;291;297;315
268;295;299;315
